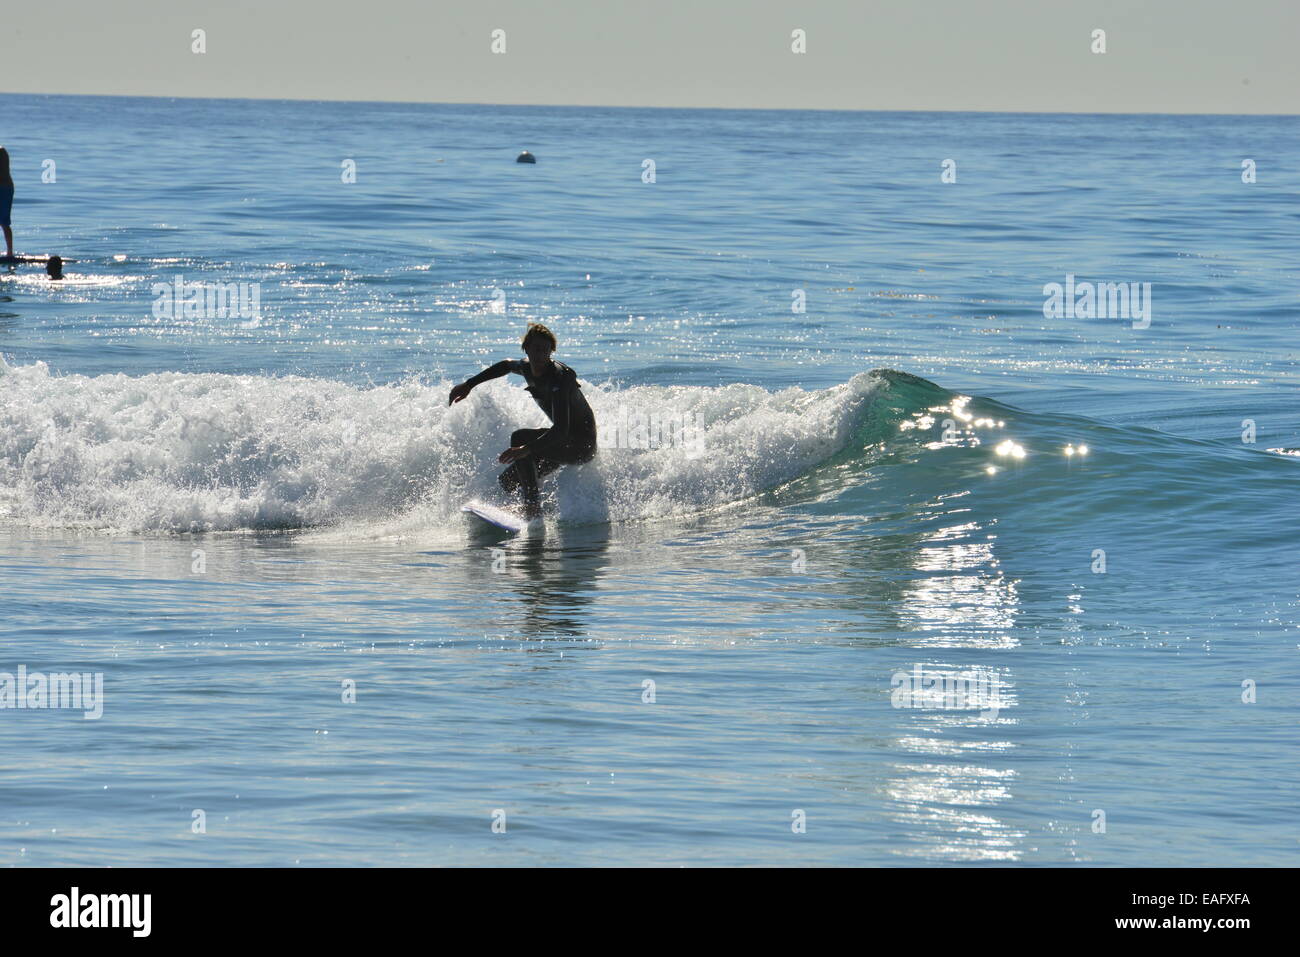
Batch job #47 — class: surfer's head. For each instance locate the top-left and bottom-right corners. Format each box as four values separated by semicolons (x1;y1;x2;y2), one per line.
522;322;556;350
521;322;557;373
46;256;64;281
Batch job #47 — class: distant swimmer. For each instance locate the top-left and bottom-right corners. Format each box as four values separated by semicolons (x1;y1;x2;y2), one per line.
448;322;597;519
516;151;536;164
0;146;13;260
46;255;63;280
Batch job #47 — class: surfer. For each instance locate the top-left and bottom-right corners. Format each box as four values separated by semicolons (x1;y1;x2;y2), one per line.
448;323;597;519
0;147;13;260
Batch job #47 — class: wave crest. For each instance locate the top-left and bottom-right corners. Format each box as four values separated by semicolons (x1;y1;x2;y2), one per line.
0;359;886;533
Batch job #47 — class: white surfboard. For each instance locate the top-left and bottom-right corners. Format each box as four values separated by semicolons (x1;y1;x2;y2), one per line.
462;500;532;534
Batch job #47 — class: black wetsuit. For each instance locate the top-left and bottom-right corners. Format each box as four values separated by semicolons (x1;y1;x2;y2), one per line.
467;359;597;510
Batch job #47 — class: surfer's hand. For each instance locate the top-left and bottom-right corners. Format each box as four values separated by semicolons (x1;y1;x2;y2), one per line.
448;382;472;405
498;446;529;464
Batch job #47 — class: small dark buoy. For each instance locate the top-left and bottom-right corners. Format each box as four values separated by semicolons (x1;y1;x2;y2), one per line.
46;255;64;280
516;151;535;164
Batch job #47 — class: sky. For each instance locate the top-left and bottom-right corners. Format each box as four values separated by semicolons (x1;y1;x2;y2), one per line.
1;0;1295;113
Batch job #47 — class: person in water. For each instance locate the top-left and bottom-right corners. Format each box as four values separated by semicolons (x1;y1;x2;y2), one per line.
0;147;14;260
448;323;597;518
46;255;63;280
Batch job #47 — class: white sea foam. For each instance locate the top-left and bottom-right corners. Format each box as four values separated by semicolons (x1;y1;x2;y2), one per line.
0;358;881;534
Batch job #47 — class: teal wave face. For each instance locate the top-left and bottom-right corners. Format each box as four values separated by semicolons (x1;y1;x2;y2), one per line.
809;368;1297;563
758;369;1298;663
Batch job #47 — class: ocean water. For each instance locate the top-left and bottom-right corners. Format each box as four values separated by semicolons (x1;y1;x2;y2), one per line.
1;94;1297;866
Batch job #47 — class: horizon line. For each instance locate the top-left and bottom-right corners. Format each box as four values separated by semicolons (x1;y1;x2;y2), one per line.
2;90;1296;119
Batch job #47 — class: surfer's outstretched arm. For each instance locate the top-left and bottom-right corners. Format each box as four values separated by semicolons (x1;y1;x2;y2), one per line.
448;359;523;405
